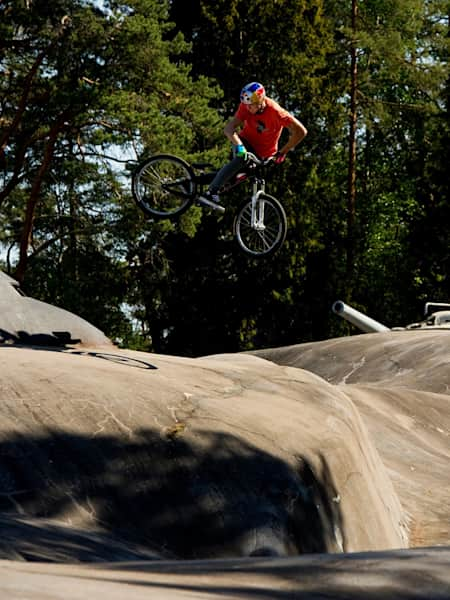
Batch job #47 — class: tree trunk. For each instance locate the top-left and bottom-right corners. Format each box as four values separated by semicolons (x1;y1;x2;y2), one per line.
0;16;70;161
14;123;62;285
0;52;45;160
346;0;358;299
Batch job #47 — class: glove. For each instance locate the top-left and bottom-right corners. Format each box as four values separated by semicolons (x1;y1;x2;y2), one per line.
274;151;286;164
233;144;247;159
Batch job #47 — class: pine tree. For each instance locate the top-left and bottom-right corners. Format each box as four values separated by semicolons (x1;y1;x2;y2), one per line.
0;0;220;343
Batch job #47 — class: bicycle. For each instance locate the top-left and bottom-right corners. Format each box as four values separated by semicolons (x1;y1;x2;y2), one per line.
131;152;287;257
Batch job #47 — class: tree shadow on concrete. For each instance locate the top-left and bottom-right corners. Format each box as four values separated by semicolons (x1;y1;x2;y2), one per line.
0;341;158;370
0;429;344;561
0;328;81;346
93;547;450;599
0;514;161;562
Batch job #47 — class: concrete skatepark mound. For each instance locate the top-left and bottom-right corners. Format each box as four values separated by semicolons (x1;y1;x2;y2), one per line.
0;272;449;597
0;347;407;560
0;271;111;347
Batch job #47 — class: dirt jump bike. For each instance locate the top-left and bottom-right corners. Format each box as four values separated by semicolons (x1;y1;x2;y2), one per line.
131;152;287;257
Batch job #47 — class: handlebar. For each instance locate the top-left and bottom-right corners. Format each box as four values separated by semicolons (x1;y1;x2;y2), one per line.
246;152;275;167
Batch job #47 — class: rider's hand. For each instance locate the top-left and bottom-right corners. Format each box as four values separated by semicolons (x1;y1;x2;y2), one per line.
233;144;247;159
274;151;286;164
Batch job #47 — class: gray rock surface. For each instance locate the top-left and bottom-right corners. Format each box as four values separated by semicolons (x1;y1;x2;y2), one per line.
0;271;111;347
251;331;450;548
0;295;448;597
0;347;407;560
1;547;449;599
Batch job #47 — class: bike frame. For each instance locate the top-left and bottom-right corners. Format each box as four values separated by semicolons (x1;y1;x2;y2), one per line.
193;153;273;232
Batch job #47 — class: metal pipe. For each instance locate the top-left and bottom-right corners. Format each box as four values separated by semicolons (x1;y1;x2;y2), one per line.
332;300;390;333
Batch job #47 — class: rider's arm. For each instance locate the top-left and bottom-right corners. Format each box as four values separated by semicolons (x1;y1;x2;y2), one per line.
278;117;308;156
224;116;245;146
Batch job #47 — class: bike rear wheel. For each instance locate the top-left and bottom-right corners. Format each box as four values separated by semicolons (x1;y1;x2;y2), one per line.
132;154;195;218
234;193;287;257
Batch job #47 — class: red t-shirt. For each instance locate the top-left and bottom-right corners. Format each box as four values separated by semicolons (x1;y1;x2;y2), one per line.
235;97;294;158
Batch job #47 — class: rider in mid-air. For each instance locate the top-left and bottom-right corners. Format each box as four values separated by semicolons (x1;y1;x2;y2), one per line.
199;81;308;210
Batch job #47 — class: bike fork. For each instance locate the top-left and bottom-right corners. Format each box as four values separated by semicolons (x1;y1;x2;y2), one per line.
251;180;266;231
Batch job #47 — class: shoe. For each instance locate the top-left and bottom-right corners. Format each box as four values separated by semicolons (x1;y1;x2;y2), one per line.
197;191;225;213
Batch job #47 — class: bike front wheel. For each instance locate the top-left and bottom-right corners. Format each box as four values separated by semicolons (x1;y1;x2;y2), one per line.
132;154;196;218
233;193;287;257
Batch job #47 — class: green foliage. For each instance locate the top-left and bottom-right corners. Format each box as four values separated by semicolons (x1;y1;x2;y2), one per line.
0;0;222;342
1;0;449;353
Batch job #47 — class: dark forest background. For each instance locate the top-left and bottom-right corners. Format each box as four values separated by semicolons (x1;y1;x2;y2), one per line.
1;0;449;355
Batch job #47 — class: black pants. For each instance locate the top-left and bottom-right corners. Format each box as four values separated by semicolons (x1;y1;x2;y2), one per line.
209;139;259;194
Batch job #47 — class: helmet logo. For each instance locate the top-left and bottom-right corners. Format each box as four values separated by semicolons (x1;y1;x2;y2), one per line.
250;90;263;102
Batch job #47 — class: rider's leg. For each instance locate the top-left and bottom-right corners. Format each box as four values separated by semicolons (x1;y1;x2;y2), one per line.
198;140;257;210
197;158;244;210
207;156;247;195
207;139;258;197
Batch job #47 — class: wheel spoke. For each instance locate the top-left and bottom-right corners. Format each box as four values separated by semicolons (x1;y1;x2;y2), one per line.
133;155;194;218
235;195;286;256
